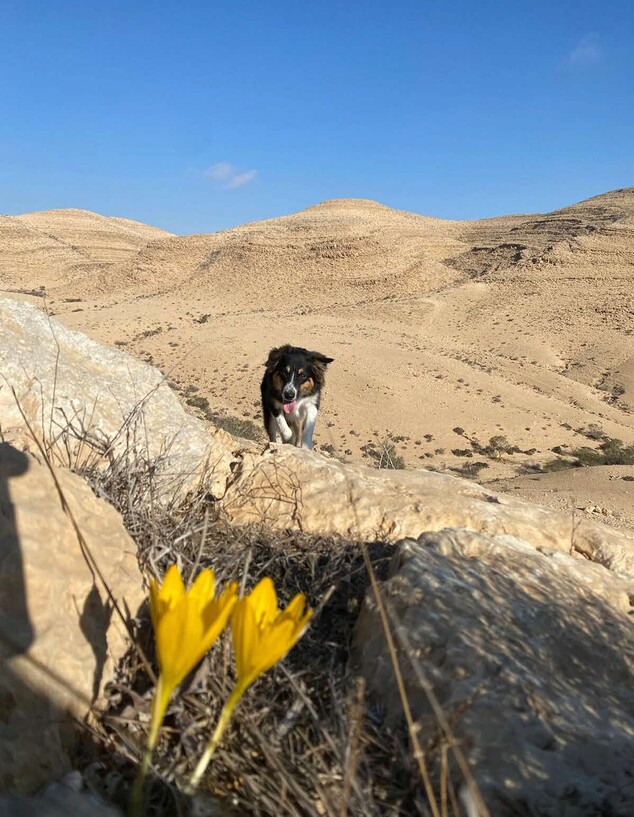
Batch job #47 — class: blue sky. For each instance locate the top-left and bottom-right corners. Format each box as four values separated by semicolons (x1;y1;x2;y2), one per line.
1;0;633;234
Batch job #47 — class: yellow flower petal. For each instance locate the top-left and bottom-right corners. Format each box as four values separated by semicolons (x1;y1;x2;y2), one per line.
160;563;186;607
279;592;309;624
231;579;313;690
232;594;257;683
189;568;215;605
150;565;238;705
248;577;278;626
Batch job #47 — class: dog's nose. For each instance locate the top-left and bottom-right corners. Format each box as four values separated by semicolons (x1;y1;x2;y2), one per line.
283;386;297;399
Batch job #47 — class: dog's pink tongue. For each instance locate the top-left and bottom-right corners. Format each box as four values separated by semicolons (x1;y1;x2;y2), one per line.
283;400;297;415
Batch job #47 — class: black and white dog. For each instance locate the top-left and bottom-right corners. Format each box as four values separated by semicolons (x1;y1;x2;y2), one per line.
261;345;334;450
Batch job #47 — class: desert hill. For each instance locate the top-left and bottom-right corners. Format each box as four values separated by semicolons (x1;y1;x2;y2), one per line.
46;197;468;301
0;207;172;292
2;191;633;525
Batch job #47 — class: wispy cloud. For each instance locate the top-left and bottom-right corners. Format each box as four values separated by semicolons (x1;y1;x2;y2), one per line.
567;34;603;66
204;162;257;189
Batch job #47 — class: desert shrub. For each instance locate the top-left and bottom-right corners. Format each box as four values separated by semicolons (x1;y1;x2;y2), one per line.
481;435;521;457
206;410;263;442
362;436;405;469
538;458;580;473
575;424;607;441
597;437;634;465
570;438;634;467
462;434;522;459
530;436;634;472
571;446;605;466
452;460;489;478
186;394;210;411
185;394;263;442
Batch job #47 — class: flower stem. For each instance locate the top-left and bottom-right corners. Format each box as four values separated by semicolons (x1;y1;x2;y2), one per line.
128;746;152;817
188;682;247;791
128;676;171;817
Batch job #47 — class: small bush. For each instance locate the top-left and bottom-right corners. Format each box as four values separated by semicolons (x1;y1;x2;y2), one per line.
539;458;580;473
571;446;605;466
575;424;607;441
206;410;263;442
569;438;634;467
598;438;634;465
362;436;406;469
453;461;489;478
186;395;210;411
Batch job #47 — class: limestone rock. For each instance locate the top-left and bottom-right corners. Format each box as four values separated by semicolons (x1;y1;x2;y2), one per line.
0;297;236;499
0;443;143;793
222;445;634;578
352;529;634;816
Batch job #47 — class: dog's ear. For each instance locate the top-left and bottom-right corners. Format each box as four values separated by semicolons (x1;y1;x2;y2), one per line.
264;347;282;371
310;351;334;382
311;351;334;365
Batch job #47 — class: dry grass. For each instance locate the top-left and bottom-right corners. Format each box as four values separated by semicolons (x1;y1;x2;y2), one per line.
77;444;440;817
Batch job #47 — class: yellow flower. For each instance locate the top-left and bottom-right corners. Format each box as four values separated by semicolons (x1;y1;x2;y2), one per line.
188;577;312;790
147;564;238;749
231;577;313;691
130;564;237;815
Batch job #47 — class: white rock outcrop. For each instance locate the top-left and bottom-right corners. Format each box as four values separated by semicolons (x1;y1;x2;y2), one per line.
352;529;634;816
0;297;236;499
223;445;634;579
0;443;144;793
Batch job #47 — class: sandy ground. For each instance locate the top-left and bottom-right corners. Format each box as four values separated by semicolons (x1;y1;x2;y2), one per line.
2;190;633;530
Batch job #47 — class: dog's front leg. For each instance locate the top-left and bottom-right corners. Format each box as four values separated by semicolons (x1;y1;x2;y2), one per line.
301;405;318;450
291;416;305;447
267;415;280;442
272;411;293;443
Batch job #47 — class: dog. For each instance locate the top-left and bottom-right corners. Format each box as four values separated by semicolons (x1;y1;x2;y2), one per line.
261;345;334;450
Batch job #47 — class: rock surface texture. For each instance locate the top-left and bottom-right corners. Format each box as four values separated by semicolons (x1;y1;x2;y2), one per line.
0;443;143;793
0;297;236;498
352;530;634;816
224;445;634;578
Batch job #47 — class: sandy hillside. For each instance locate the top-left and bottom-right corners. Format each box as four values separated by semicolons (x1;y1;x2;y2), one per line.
0;208;172;292
2;191;633;527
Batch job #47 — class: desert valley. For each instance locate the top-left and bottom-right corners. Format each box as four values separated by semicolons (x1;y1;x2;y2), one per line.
2;187;633;529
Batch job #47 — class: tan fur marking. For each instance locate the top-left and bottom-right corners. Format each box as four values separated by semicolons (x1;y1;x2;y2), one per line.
299;378;315;397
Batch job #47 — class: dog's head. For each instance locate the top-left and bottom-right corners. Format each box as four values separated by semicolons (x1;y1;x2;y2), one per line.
265;344;334;413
